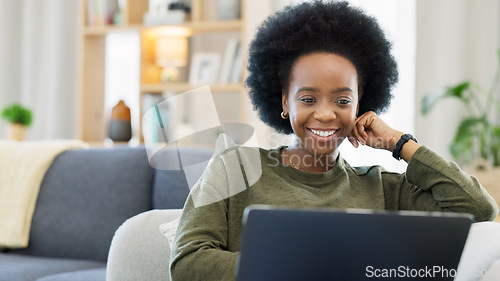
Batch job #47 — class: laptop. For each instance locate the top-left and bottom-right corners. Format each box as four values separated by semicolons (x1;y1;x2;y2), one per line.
235;205;473;281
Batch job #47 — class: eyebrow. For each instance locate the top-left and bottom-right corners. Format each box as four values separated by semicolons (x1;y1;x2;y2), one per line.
296;86;353;94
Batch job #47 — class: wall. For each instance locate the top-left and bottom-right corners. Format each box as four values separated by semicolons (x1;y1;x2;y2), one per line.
242;0;417;173
415;0;500;161
244;0;500;165
0;2;23;137
243;0;280;149
0;0;78;140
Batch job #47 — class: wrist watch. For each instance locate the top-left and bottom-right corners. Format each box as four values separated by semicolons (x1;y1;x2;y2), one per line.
392;134;417;160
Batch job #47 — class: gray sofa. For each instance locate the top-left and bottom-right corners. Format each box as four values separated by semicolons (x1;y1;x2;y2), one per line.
2;145;500;281
0;146;212;281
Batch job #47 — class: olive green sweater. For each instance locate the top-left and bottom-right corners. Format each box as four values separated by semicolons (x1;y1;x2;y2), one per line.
170;146;498;281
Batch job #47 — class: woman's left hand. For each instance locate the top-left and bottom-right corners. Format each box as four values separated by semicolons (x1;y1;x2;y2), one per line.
348;111;403;151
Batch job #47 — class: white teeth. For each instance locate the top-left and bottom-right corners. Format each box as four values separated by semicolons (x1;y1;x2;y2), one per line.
310;129;336;137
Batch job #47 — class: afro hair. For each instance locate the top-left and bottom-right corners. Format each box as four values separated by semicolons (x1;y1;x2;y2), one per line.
246;0;399;134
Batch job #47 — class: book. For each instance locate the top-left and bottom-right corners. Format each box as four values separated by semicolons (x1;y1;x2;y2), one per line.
229;42;243;84
102;0;118;25
142;93;164;144
86;0;118;26
219;38;239;84
86;0;95;26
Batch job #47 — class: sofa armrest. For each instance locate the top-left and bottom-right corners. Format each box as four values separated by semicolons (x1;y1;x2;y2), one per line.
480;259;500;281
455;222;500;281
106;209;183;281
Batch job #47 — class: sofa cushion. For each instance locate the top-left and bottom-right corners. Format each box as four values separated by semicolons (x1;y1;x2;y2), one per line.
36;267;106;281
10;147;155;262
106;209;183;281
0;253;104;281
152;147;213;209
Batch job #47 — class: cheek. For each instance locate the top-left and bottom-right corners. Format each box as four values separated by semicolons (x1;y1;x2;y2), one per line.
289;111;301;128
287;100;299;120
340;108;357;130
346;119;356;131
288;107;308;132
289;104;309;123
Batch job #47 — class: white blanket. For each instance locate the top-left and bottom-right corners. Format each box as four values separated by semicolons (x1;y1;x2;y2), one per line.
0;139;87;248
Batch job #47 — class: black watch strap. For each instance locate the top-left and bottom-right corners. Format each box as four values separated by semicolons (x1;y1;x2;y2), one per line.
392;134;417;160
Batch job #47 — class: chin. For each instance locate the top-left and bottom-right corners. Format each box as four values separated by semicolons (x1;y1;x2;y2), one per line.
303;137;344;156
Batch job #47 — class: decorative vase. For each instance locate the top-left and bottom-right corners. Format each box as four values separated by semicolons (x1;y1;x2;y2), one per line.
6;123;26;141
108;100;132;142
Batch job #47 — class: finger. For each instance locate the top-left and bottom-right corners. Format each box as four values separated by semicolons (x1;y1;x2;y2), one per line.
350;122;363;145
355;120;368;143
348;135;359;148
351;126;365;146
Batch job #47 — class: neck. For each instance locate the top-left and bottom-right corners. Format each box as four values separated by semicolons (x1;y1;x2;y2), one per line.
282;143;338;173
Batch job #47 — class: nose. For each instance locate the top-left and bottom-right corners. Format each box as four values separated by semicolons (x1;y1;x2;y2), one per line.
313;102;336;122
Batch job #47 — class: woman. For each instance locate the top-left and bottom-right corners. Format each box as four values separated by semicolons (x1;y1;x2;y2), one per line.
170;1;498;280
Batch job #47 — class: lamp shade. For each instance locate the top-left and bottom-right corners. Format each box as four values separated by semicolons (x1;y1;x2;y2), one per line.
155;36;188;67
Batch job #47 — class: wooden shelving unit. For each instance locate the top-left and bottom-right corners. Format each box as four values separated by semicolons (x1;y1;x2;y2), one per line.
83;20;242;36
78;0;246;143
141;82;244;93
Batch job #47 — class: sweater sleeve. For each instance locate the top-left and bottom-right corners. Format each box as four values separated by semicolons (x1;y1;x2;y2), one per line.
169;194;237;281
169;154;240;281
398;146;498;222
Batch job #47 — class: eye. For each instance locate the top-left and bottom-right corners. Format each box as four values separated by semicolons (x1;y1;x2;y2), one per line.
299;97;315;104
336;99;352;106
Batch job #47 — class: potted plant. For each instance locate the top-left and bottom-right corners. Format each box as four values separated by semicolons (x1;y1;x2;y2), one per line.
1;103;32;141
422;49;500;220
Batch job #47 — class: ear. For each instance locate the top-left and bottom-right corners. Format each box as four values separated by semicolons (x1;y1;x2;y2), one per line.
282;90;288;114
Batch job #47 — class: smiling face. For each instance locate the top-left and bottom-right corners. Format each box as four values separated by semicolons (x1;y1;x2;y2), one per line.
282;52;359;157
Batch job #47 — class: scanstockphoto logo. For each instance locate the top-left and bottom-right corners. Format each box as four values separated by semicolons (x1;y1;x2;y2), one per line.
365;265;490;279
142;86;262;207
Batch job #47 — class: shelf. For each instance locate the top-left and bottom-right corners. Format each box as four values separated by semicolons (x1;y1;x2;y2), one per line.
141;83;245;93
184;20;243;32
79;0;247;143
83;24;142;36
84;20;243;36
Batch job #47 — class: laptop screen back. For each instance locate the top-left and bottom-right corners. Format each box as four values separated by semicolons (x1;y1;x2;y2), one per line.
235;206;472;281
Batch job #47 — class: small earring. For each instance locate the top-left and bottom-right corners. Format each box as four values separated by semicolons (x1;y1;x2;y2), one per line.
281;111;289;119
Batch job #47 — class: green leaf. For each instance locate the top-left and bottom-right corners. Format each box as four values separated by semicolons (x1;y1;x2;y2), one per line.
449;117;484;164
421;81;471;115
492;126;500;166
453;117;483;143
422;90;444;115
1;103;33;127
493;126;500;136
480;130;488;159
444;81;471;100
450;137;474;164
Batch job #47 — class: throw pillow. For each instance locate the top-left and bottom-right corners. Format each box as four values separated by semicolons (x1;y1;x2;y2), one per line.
159;218;180;250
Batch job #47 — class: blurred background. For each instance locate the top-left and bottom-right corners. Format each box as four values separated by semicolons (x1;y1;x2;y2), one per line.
0;0;498;172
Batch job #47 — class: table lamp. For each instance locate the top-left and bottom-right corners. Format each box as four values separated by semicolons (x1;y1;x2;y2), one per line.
155;36;188;82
